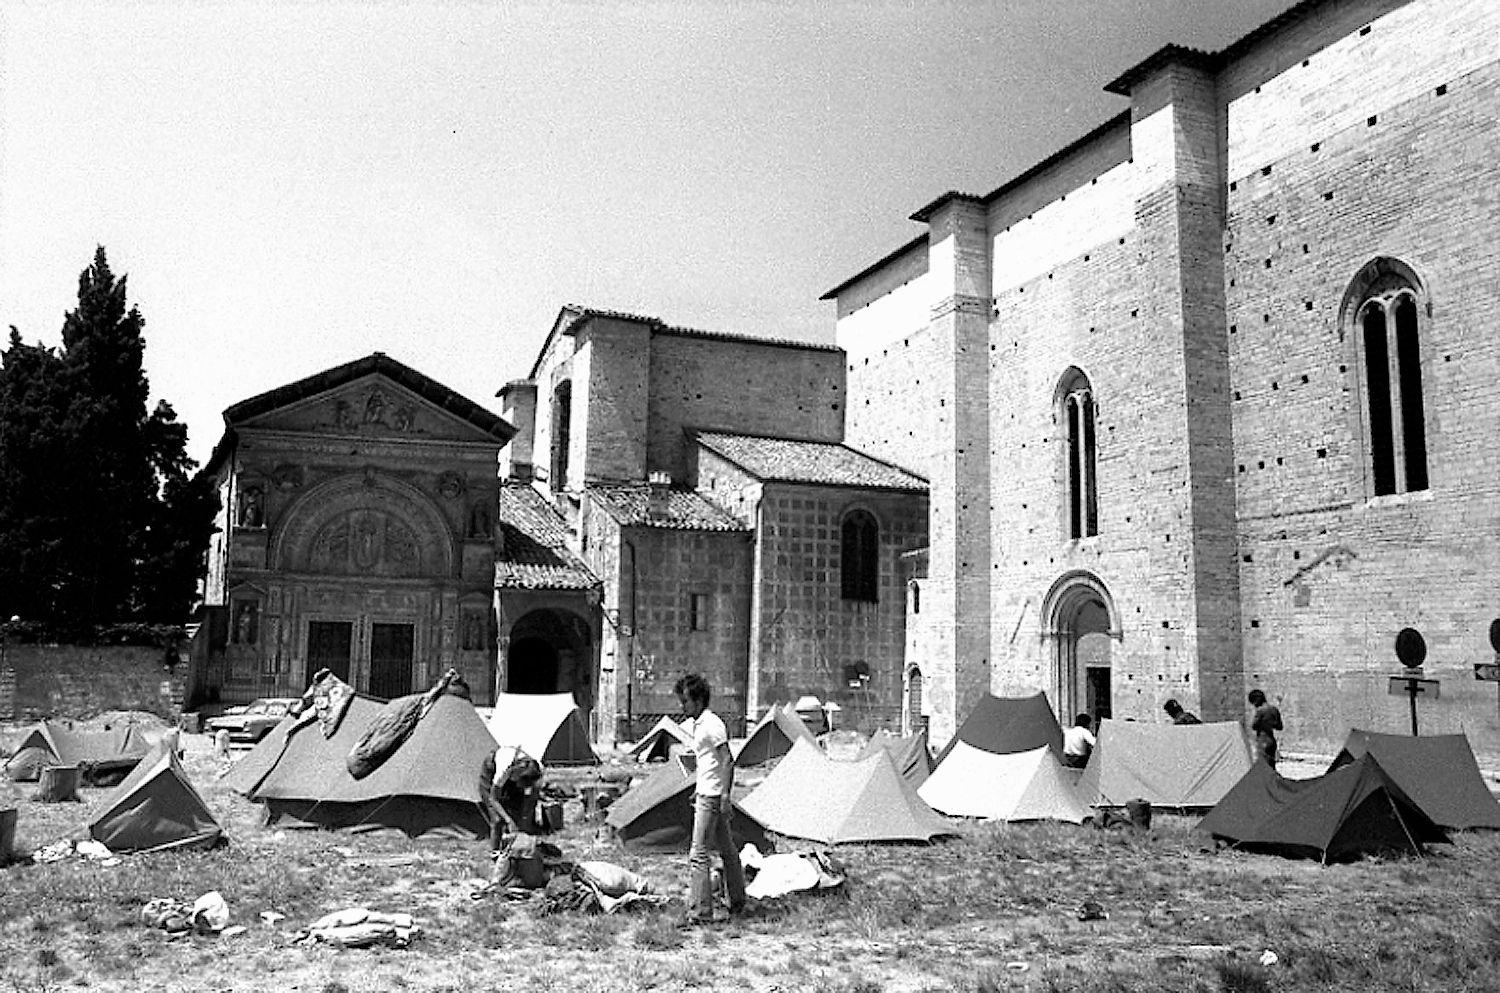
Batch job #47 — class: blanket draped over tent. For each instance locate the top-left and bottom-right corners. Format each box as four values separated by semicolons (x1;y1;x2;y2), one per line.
1074;719;1255;810
919;743;1091;823
88;739;224;853
740;738;954;844
1198;754;1449;863
1329;730;1500;831
487;693;598;766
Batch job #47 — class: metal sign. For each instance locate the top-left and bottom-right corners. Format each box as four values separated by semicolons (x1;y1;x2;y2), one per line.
1388;676;1440;699
1395;627;1427;669
1476;663;1500;683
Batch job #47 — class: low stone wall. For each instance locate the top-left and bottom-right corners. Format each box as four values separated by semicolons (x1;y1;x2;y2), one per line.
0;645;185;721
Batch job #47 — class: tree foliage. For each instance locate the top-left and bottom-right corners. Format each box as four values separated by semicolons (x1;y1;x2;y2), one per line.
0;247;217;638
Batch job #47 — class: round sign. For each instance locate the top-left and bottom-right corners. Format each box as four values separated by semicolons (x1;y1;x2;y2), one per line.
1395;627;1427;669
1490;618;1500;655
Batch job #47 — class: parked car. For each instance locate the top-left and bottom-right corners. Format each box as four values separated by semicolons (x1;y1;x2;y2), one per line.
205;698;297;744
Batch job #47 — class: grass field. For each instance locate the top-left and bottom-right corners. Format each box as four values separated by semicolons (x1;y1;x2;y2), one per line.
3;718;1499;993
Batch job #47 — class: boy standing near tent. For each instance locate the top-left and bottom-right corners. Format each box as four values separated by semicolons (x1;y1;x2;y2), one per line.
1062;713;1096;769
1248;689;1283;767
674;672;747;926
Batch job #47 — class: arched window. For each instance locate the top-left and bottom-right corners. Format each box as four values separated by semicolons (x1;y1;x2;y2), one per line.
840;509;879;602
905;667;927;736
908;580;921;615
1057;368;1099;539
1348;260;1428;497
549;381;572;489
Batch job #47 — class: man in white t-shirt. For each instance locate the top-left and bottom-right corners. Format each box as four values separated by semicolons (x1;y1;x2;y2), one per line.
1062;712;1096;769
674;672;747;925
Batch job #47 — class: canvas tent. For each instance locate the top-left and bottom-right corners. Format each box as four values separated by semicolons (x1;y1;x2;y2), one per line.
919;743;1092;824
1329;730;1500;831
1074;719;1255;810
605;759;769;853
224;692;499;839
736;703;817;766
934;692;1064;764
627;715;693;763
87;738;224;853
857;730;934;788
1199;753;1449;863
740;737;955;844
5;722;152;784
487;692;598;766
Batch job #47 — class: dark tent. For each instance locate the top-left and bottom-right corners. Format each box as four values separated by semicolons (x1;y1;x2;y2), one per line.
224;692;498;839
88;739;224;853
1199;754;1449;863
604;760;769;853
1330;730;1500;830
934;692;1064;764
857;730;934;788
735;703;818;766
5;722;152;785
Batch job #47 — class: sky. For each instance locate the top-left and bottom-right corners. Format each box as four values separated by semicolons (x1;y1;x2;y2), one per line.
0;0;1299;467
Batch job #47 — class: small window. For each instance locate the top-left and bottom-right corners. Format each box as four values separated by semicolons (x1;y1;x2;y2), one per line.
1057;368;1099;538
1348;259;1429;497
689;593;709;631
909;580;921;615
840;510;879;602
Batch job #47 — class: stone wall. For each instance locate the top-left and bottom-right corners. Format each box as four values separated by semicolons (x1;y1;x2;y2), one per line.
1;645;184;722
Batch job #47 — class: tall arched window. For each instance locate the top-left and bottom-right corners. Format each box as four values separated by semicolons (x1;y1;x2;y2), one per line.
1057;368;1099;539
549;381;572;489
1348;259;1429;497
840;509;879;602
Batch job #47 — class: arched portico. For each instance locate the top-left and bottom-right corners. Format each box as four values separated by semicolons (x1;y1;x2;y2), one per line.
505;607;595;710
1041;570;1121;725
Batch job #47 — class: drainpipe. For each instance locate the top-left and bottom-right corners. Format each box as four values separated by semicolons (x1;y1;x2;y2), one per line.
623;538;637;738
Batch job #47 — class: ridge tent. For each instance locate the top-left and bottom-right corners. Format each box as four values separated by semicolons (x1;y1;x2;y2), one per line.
1329;729;1500;831
919;743;1092;824
735;703;817;766
88;739;224;853
604;760;769;853
740;737;955;844
226;692;499;839
934;692;1064;764
627;715;693;763
857;729;934;788
1074;719;1255;810
5;722;152;785
487;692;599;766
1199;753;1448;863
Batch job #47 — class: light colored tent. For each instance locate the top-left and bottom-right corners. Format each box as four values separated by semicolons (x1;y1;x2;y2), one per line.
857;730;934;788
224;692;499;839
88;739;224;853
604;759;769;853
736;703;817;766
934;692;1064;763
5;722;152;784
1075;719;1255;810
487;692;598;766
740;737;955;844
918;743;1092;824
1330;730;1500;831
627;715;693;763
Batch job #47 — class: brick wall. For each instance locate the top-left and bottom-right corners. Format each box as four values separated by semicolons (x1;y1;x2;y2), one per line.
1;645;184;721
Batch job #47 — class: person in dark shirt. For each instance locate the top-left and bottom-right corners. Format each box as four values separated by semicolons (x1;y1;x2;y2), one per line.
1163;699;1203;725
1248;689;1283;766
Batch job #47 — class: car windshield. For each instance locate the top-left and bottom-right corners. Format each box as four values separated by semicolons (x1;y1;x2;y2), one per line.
246;701;272;715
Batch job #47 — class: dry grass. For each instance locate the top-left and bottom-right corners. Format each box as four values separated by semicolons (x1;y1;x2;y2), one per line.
3;723;1500;992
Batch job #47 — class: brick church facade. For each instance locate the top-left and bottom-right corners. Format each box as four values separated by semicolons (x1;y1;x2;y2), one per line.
822;0;1500;762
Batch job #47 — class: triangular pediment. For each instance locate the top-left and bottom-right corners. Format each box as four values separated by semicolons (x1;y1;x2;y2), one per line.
223;353;513;448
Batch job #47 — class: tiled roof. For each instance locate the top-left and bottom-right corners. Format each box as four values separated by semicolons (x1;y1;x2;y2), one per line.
693;432;928;492
588;484;750;531
495;484;600;591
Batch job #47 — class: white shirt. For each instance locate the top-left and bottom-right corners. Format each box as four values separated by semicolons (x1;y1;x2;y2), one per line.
1063;725;1096;757
687;709;731;797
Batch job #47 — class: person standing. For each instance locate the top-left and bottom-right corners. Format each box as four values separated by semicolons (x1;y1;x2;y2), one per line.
1062;713;1096;769
1163;699;1203;725
1248;689;1283;766
675;672;747;926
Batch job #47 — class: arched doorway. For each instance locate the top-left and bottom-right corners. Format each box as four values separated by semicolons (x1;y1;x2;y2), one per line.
1041;571;1119;726
505;608;594;708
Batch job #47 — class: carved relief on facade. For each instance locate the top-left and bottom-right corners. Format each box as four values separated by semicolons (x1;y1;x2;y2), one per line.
331;389;418;434
272;464;304;491
237;484;265;528
437;471;465;499
309;511;425;576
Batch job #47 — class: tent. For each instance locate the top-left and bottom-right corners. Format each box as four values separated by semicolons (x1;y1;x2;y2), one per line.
736;703;818;766
487;692;598;766
1198;753;1449;863
604;760;769;853
627;715;693;763
934;692;1064;764
1074;719;1255;810
225;692;500;839
919;743;1092;824
88;739;224;853
5;722;152;785
857;729;934;788
740;737;955;844
1329;730;1500;831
